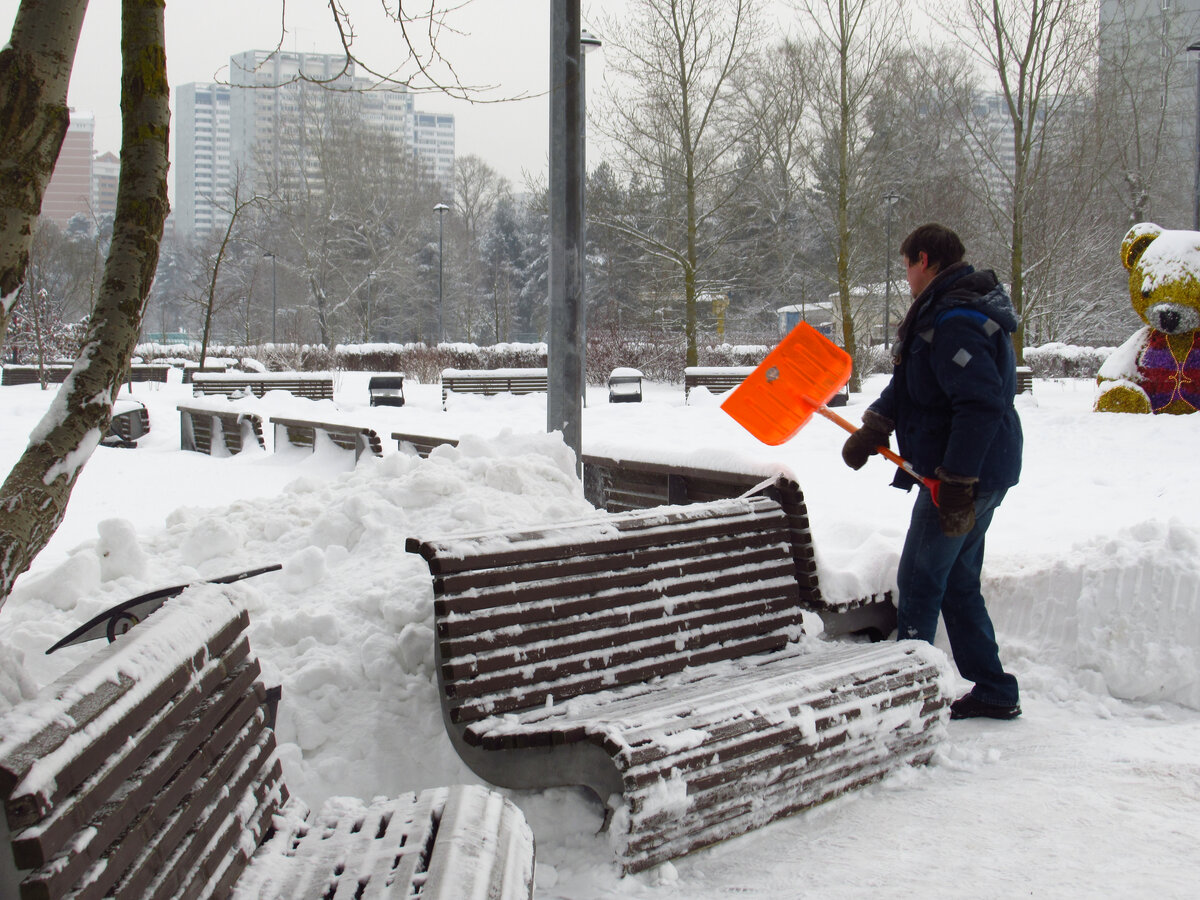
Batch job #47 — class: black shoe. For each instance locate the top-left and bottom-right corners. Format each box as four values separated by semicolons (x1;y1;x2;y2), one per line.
950;692;1021;720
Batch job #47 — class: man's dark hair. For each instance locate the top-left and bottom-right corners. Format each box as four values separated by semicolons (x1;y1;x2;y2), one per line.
900;224;965;271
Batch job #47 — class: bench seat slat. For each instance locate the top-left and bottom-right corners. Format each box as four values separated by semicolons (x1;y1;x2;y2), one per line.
452;633;791;725
620;726;938;869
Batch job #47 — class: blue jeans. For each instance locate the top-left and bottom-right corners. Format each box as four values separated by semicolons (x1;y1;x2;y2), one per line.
896;487;1019;707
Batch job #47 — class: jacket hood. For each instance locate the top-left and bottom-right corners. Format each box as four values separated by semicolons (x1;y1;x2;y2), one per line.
921;267;1019;334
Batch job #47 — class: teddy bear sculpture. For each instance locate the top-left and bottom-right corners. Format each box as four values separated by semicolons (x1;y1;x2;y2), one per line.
1095;222;1200;414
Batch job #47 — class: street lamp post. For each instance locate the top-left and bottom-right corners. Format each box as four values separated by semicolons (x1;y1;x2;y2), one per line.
1190;43;1200;230
365;271;375;342
434;202;449;343
263;251;277;343
883;192;900;349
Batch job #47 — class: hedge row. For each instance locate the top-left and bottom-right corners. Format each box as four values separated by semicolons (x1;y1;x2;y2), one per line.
134;338;1116;383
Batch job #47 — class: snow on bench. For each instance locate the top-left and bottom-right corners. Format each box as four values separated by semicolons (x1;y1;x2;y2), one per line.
405;481;951;874
440;368;548;409
0;590;535;900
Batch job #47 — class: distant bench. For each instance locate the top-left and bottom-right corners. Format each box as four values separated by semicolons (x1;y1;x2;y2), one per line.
406;478;948;874
271;416;383;462
441;368;548;409
1016;365;1033;394
0;590;535;900
683;366;755;400
178;403;266;456
685;365;848;405
2;364;172;386
191;372;334;401
394;431;460;457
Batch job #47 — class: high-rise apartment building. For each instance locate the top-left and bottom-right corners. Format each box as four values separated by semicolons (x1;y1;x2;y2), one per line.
1099;0;1200;221
42;112;94;228
174;83;232;239
413;112;455;185
175;49;452;237
91;151;120;220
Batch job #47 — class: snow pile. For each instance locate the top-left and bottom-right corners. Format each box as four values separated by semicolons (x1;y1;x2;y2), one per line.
5;423;599;805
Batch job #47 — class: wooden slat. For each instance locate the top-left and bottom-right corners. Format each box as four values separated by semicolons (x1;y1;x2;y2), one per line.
444;599;801;703
18;712;274;900
433;523;788;600
441;589;801;668
452;632;790;725
421;785;536;900
9;650;257;869
0;606;248;822
411;496;787;574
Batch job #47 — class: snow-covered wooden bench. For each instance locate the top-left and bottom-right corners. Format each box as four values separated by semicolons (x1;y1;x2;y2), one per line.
0;591;535;900
440;368;548;409
191;372;335;401
405;481;950;874
178;403;266;455
271;416;384;463
581;459;896;639
684;366;849;405
394;430;460;457
683;365;755;400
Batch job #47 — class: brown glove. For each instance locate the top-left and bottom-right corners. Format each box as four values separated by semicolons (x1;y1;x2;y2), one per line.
934;467;978;537
841;409;894;470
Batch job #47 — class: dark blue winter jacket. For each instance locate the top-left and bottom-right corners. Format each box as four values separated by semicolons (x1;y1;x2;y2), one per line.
869;263;1022;492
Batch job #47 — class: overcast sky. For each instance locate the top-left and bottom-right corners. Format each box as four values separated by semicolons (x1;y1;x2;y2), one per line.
1;1;625;193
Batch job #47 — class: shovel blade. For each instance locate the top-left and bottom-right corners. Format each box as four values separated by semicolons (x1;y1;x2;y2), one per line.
721;322;853;445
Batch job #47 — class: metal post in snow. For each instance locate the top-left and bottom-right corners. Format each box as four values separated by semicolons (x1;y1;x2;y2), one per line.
548;2;585;475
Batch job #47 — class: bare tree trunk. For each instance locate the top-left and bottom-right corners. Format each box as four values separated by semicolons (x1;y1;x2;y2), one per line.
0;0;89;353
0;0;169;610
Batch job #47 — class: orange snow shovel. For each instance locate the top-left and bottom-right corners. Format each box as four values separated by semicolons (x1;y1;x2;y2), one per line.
720;322;940;498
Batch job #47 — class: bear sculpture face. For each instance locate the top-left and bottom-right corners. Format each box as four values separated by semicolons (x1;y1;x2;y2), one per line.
1122;223;1200;337
1096;223;1200;414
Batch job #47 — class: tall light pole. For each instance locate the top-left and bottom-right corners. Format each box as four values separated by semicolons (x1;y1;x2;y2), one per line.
263;251;277;343
1190;43;1200;230
883;192;901;349
365;270;375;342
548;3;589;475
434;202;449;344
580;29;601;392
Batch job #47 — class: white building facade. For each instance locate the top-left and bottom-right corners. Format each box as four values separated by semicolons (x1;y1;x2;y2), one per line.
174;50;453;237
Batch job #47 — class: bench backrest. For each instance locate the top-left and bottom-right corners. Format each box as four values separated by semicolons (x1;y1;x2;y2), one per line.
406;490;806;726
179;406;266;455
271;417;382;460
440;369;549;408
0;591;283;900
191;373;334;401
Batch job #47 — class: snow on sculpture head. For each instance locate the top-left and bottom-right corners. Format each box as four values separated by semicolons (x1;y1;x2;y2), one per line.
1121;223;1200;336
1094;223;1200;414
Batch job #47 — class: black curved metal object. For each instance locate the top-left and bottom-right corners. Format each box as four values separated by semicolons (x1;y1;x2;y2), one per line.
45;563;282;654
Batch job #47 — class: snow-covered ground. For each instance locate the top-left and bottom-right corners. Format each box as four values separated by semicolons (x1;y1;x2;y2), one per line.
1;369;1198;898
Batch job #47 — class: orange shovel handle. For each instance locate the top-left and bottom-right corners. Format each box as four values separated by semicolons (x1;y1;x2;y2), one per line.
815;406;941;498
